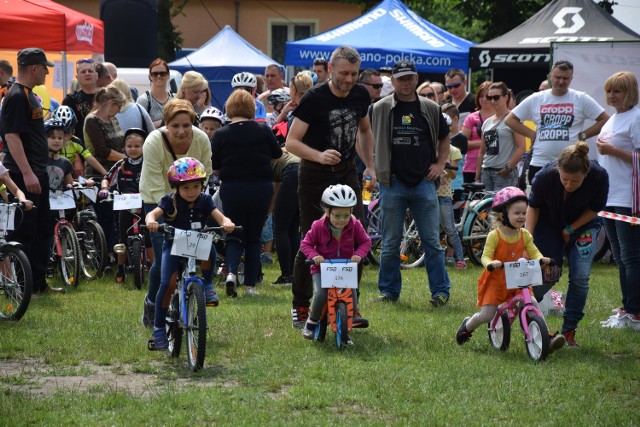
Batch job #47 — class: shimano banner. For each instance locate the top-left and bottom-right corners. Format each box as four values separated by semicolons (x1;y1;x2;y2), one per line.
285;0;473;73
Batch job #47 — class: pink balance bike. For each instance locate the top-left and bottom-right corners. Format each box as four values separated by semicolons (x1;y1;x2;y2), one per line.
487;259;556;362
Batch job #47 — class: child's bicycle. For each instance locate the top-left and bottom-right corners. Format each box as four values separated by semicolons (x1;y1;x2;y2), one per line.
304;258;362;350
486;258;556;362
144;223;241;371
48;189;82;288
0;201;34;321
73;184;108;280
102;191;146;289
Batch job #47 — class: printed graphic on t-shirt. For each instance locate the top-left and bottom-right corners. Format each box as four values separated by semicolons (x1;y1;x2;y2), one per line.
47;164;66;191
484;127;499;156
393;113;422;147
328;108;359;153
538;103;574;142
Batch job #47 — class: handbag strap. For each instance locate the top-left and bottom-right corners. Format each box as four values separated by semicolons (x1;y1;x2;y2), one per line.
160;130;178;161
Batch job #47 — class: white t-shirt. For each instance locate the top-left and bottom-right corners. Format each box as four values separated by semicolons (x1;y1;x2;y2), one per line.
512;89;604;167
596;106;640;208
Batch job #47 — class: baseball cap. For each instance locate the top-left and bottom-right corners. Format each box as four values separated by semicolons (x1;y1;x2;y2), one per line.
17;48;54;67
392;61;417;79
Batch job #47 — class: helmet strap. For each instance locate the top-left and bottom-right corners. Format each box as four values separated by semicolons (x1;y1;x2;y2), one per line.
501;207;518;229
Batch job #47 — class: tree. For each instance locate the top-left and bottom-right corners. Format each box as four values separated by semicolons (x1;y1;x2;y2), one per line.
598;0;617;15
157;0;189;62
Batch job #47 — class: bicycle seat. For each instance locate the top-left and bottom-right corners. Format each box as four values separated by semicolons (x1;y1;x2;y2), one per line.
463;182;485;191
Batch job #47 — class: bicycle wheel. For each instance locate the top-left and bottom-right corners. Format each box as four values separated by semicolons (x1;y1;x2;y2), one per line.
79;220;107;280
399;219;425;269
58;223;81;288
131;239;145;290
463;201;492;266
185;280;207;371
366;202;383;265
314;318;327;343
488;311;511;351
335;302;349;350
166;291;182;357
0;245;33;321
593;226;610;262
524;313;550;362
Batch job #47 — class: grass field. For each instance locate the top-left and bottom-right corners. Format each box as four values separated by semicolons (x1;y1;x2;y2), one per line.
0;260;638;426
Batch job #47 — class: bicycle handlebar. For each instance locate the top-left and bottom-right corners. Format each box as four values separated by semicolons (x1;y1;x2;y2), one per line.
305;257;369;266
140;224;243;235
487;258;556;272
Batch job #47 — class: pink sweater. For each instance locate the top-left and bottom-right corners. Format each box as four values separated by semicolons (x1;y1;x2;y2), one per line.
300;215;372;275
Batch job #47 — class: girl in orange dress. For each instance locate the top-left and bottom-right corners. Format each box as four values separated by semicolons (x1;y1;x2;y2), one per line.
456;187;559;348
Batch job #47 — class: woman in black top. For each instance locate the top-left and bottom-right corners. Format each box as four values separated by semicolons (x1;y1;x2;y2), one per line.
212;90;282;296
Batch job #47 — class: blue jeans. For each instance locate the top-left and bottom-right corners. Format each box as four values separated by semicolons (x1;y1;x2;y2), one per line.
480;168;517;192
438;196;464;261
378;178;450;300
154;241;216;329
144;202;164;304
603;207;640;316
533;221;600;332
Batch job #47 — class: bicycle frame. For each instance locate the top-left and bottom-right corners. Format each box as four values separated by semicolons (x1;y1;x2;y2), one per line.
488;290;544;342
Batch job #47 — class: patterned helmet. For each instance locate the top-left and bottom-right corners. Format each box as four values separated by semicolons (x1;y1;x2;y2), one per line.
52;105;77;134
321;184;357;208
167;157;207;187
231;72;257;89
492;186;528;211
200;106;225;123
267;89;291;106
44;119;66;134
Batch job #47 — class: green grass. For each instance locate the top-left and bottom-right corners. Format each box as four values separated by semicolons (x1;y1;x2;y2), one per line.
0;260;638;425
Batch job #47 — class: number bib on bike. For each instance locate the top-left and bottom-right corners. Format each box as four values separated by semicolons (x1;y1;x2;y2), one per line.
170;228;213;260
49;190;76;210
113;193;142;211
0;204;17;232
319;262;358;289
504;258;543;289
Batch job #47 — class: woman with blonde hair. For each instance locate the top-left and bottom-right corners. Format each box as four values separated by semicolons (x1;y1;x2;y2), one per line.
139;98;213;326
596;71;640;329
111;79;154;134
176;70;208;115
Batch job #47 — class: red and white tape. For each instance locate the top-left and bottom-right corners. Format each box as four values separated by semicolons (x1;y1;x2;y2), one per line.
598;211;640;224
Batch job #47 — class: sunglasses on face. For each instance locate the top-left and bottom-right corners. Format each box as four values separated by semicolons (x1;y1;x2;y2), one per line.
76;58;94;64
486;94;505;101
313;58;327;65
445;81;463;89
364;82;383;89
150;71;169;78
420;92;435;99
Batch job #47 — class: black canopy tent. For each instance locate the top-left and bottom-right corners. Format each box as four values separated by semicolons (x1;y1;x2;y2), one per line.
469;0;640;94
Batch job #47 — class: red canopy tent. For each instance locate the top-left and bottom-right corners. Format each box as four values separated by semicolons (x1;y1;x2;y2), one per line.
0;0;104;53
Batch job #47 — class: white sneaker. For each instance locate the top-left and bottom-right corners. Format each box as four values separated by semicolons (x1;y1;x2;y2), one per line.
225;273;238;298
600;313;629;329
245;286;258;296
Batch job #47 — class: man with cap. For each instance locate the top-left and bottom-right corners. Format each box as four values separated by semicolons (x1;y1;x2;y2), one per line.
285;45;375;329
0;48;63;294
371;60;451;305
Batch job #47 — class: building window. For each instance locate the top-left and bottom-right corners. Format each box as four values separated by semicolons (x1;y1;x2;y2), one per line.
269;20;316;72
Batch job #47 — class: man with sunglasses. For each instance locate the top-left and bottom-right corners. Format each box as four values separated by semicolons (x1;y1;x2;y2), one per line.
312;58;328;84
286;46;375;329
62;58;98;146
505;60;608;184
359;69;383;103
444;68;475;125
0;48;63;294
372;60;451;305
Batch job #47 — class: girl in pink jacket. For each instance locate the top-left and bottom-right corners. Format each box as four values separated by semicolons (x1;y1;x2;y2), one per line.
300;184;372;339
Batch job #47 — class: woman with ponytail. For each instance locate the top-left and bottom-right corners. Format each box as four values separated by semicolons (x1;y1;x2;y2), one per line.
525;141;609;346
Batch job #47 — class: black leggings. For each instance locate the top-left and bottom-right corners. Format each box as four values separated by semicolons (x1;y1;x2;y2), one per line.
273;164;300;277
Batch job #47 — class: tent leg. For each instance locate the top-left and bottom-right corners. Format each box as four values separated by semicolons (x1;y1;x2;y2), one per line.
62;51;67;95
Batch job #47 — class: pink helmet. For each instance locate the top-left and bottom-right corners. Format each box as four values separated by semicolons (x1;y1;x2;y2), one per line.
167;157;207;187
492;186;528;211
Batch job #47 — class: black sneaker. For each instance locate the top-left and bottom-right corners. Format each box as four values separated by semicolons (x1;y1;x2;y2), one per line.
141;297;155;328
456;317;472;345
373;294;396;303
271;275;293;286
549;332;566;354
226;273;238;298
430;294;449;307
352;310;369;328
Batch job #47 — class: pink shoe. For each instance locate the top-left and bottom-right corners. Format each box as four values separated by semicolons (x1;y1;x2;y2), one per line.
455;260;467;270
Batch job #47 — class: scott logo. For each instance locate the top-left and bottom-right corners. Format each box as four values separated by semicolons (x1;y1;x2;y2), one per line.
553;7;585;34
479;50;492;67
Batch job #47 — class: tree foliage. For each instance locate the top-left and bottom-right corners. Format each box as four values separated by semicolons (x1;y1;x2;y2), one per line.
157;0;189;62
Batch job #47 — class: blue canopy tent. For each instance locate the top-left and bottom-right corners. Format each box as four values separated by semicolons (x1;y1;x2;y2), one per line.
170;26;283;109
285;0;474;73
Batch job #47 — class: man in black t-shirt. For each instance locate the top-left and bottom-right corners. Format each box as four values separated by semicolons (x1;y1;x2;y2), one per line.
286;46;376;329
0;48;59;294
62;58;98;146
372;60;451;305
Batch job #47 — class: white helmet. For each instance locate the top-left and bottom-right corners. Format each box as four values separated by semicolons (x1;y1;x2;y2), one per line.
231;72;257;89
267;89;291;106
321;184;357;208
200;106;225;123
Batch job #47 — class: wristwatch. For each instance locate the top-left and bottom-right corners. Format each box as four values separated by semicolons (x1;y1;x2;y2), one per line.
504;165;514;173
579;131;587;141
